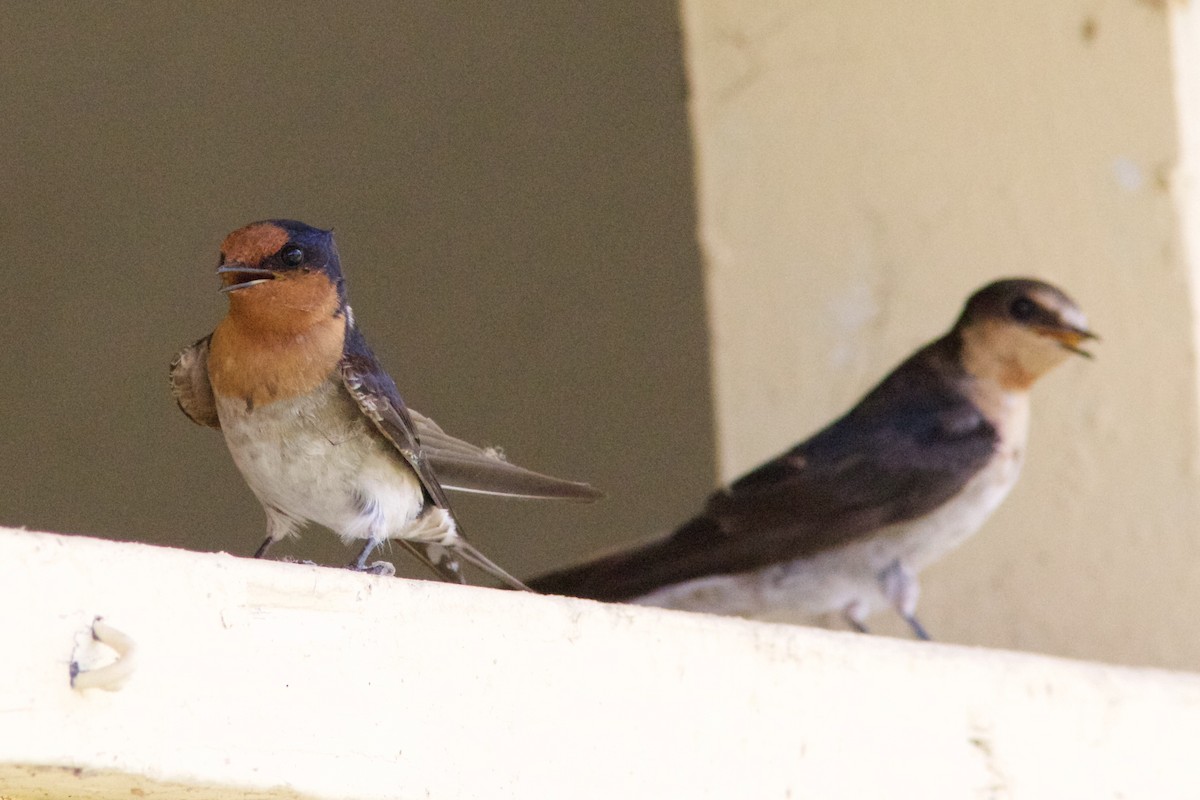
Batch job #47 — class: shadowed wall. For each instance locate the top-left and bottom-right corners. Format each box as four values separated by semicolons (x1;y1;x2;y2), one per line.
0;3;713;579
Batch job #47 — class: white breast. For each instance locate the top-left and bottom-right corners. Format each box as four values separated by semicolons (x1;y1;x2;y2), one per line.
215;379;425;544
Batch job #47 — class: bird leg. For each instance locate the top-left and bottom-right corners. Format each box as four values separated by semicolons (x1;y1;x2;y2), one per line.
843;601;871;634
350;538;396;575
253;537;274;559
350;537;396;575
879;560;932;641
256;507;299;559
904;614;932;642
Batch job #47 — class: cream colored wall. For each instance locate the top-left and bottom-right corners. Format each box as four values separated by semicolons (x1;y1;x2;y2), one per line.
681;0;1200;668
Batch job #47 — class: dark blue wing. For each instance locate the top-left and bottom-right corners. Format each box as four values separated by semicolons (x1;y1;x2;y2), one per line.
530;339;998;601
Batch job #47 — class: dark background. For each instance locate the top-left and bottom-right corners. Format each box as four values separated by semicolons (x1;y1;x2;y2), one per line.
0;3;713;581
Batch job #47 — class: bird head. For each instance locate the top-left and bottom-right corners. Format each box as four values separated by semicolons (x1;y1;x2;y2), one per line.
955;278;1096;390
216;220;345;333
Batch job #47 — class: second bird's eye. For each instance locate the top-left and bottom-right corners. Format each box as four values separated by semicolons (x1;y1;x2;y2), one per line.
280;245;304;266
1009;296;1036;321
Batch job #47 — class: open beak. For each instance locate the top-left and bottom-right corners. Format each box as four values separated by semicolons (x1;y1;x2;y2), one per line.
217;264;276;293
1043;326;1098;359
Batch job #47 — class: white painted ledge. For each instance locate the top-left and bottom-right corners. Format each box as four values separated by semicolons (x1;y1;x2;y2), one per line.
2;528;1199;799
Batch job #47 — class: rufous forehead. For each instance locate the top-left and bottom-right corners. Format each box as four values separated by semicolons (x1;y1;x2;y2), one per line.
220;223;289;266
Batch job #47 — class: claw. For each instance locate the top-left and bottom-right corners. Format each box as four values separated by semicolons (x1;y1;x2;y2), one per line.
349;559;396;577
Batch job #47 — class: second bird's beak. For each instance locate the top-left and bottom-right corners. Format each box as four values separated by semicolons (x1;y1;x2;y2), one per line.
1043;326;1098;359
217;264;276;293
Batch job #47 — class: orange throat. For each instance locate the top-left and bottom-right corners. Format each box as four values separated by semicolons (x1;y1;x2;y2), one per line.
959;321;1040;392
208;271;346;410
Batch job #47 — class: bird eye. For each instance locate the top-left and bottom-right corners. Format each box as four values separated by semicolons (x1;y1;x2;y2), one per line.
1009;296;1037;321
280;245;304;267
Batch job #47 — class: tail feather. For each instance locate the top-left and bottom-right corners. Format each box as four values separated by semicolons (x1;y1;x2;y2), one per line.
455;540;530;591
398;540;468;584
526;552;651;602
527;516;720;601
399;535;529;592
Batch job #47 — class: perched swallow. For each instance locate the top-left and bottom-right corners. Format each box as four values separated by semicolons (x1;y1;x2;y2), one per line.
171;219;601;586
529;279;1094;638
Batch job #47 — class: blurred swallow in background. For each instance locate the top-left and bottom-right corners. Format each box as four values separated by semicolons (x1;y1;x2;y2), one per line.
171;219;601;586
529;279;1094;638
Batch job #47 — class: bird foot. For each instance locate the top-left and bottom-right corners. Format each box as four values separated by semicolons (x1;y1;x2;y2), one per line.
879;560;932;640
349;560;396;577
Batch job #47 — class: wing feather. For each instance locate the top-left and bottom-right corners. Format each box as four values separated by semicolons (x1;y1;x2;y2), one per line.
530;341;999;600
170;335;221;429
409;409;602;501
338;324;528;589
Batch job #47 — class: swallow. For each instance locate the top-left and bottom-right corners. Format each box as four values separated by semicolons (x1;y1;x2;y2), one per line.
171;219;601;587
529;278;1095;638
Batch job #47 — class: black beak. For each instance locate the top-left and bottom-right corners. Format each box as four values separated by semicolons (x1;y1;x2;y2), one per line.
216;264;276;293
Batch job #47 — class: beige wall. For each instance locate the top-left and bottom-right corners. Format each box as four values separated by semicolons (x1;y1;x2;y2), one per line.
682;0;1200;668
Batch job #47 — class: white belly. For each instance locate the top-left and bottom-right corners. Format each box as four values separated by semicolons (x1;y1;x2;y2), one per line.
215;379;425;544
636;401;1029;622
